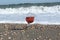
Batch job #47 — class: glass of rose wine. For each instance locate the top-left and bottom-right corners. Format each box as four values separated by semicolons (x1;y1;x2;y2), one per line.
25;16;34;29
26;16;34;24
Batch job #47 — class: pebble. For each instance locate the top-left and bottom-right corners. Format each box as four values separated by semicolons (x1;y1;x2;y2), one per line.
7;32;9;34
32;32;34;34
39;36;41;38
5;24;7;26
13;32;17;35
31;27;35;29
13;38;15;40
0;24;60;40
5;31;7;32
27;35;29;37
59;33;60;35
0;35;3;36
8;37;11;39
37;37;39;39
44;39;46;40
31;39;33;40
21;30;25;33
49;38;52;40
4;33;7;36
34;39;36;40
12;33;14;35
5;31;9;34
14;32;16;34
11;31;13;32
46;36;48;38
0;33;2;34
1;37;3;40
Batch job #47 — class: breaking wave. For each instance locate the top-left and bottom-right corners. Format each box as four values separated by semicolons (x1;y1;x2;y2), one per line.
0;5;60;14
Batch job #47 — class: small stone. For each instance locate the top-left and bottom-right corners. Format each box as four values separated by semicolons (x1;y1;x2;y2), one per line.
8;37;11;39
31;39;33;40
0;35;3;36
12;33;14;35
27;35;29;37
44;39;46;40
5;25;7;26
32;32;34;34
49;38;52;40
7;32;9;34
39;36;41;38
11;31;13;32
0;33;2;34
4;34;7;36
21;30;25;33
31;27;35;29
34;39;36;40
1;37;3;40
59;33;60;35
46;36;48;38
14;32;16;33
37;37;39;39
5;31;8;33
13;32;17;35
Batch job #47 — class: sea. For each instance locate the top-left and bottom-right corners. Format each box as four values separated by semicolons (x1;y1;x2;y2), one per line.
0;2;60;24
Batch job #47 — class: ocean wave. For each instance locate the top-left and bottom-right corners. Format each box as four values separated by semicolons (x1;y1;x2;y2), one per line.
0;5;60;14
0;2;60;8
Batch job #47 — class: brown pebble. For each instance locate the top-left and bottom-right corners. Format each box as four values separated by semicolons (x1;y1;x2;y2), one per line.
31;26;35;29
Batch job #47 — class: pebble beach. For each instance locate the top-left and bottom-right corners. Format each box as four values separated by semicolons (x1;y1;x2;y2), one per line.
0;23;60;40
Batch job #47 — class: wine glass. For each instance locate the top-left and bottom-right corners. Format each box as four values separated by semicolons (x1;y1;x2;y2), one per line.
25;16;34;29
26;16;34;24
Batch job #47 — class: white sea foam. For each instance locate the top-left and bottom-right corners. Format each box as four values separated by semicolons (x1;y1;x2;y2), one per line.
0;21;27;24
0;5;60;14
0;21;60;25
